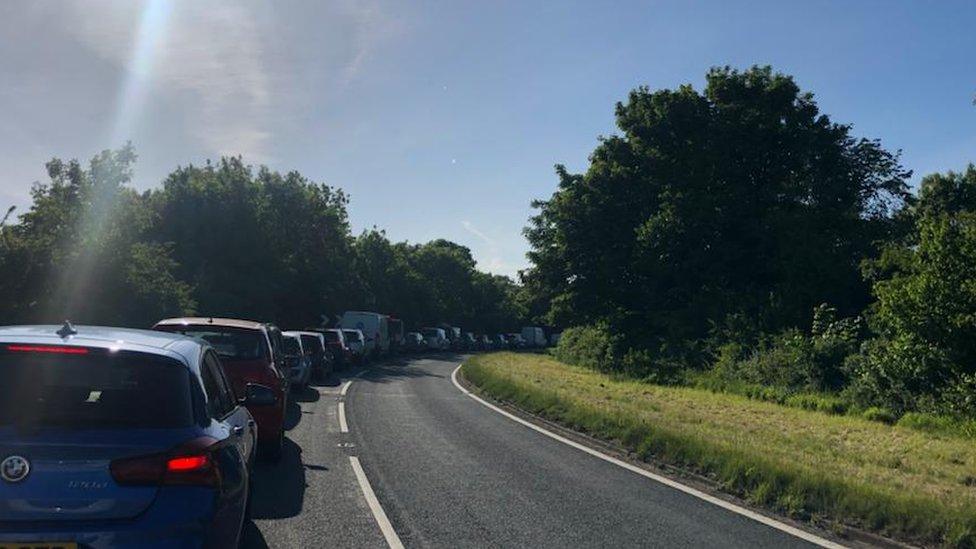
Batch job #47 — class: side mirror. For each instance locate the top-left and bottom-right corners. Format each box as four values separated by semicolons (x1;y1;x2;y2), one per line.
242;383;277;407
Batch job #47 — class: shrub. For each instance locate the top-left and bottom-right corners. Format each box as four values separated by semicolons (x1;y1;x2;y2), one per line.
552;323;619;373
784;393;849;415
862;407;897;424
857;183;976;418
704;305;861;396
553;323;687;383
897;412;976;439
845;334;957;415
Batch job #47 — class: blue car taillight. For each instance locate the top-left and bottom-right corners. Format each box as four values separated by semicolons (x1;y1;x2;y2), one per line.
110;436;222;488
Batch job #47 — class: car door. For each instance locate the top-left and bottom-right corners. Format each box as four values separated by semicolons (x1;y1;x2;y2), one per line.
207;351;256;463
201;351;252;538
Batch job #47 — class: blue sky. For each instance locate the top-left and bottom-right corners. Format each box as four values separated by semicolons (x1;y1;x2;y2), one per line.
1;1;973;277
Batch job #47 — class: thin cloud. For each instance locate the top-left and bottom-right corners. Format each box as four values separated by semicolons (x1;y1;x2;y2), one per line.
462;220;524;278
62;0;272;160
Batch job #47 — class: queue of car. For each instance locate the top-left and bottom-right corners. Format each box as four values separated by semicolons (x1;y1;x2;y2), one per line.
0;314;555;547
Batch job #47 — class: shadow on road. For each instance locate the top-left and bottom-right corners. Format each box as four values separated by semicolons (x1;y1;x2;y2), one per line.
240;520;269;549
291;385;320;403
250;438;307;520
283;398;303;431
347;352;471;385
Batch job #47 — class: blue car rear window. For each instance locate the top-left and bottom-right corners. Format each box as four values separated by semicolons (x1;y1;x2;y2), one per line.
0;351;193;429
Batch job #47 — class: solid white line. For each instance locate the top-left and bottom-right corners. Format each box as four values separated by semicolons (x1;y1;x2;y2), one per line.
338;401;348;433
340;380;353;396
450;365;846;549
350;456;405;549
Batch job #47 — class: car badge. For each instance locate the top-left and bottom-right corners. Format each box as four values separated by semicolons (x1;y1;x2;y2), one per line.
1;455;31;483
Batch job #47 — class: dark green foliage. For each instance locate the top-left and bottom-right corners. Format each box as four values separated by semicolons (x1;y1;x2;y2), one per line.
523;65;976;423
707;305;862;394
0;147;523;331
353;232;524;332
552;324;618;373
553;323;684;382
525;66;910;372
0;145;195;325
851;166;976;417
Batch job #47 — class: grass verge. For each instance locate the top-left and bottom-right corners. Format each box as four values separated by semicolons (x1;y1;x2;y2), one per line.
462;352;976;547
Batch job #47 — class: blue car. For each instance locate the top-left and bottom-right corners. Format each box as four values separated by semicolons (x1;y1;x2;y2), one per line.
0;323;270;548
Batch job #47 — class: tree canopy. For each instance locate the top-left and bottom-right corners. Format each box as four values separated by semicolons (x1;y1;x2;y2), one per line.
524;66;911;362
0;146;522;333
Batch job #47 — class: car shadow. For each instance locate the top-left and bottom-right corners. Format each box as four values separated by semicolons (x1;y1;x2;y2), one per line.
309;370;341;388
292;385;320;403
283;398;303;431
239;520;269;549
249;437;306;520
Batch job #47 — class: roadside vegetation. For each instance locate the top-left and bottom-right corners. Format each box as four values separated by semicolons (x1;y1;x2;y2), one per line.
522;66;976;437
0;148;523;331
463;352;976;547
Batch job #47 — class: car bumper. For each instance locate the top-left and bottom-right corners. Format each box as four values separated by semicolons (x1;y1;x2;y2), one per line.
0;488;225;549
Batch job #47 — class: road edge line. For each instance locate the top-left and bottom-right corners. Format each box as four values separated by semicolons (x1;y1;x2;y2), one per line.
451;364;846;549
350;455;405;549
340;380;353;396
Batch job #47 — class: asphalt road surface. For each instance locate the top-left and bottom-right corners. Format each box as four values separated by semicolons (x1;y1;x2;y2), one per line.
243;354;833;548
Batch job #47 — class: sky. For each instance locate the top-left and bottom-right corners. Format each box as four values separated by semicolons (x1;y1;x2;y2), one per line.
0;1;974;277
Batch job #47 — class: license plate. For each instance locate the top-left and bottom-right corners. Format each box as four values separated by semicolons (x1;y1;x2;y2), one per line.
0;541;78;549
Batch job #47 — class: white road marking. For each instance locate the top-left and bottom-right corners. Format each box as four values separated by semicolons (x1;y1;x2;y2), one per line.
350;456;405;549
341;380;353;396
338;401;349;433
451;364;846;549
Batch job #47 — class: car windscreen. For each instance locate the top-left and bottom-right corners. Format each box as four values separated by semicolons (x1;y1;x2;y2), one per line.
0;350;193;429
422;329;439;338
300;334;321;354
283;335;301;354
324;331;340;342
343;331;362;342
162;325;268;361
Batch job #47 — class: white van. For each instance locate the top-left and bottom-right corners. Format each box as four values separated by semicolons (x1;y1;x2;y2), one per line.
521;326;546;347
421;327;450;351
339;311;389;356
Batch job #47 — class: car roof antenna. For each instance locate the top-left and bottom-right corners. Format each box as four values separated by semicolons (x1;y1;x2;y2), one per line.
56;320;77;338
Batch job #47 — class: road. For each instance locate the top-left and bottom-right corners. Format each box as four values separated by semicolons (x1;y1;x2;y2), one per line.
243;354;832;548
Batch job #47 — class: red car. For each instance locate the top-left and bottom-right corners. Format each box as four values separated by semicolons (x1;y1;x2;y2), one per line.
153;317;290;460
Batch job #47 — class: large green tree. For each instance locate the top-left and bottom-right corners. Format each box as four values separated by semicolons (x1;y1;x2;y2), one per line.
853;166;976;415
0;146;525;333
0;145;195;325
147;157;358;328
525;66;910;364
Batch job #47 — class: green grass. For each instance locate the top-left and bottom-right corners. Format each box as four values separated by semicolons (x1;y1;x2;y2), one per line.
462;352;976;547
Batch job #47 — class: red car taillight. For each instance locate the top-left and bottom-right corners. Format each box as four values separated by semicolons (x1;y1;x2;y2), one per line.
6;344;89;354
110;436;222;487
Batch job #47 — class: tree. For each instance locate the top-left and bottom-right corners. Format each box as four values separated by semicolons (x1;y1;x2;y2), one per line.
526;66;910;368
853;166;976;414
147;158;357;327
0;145;195;325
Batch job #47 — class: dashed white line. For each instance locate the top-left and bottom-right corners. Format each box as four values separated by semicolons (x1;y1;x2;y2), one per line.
350;456;405;549
338;401;348;433
450;364;846;549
